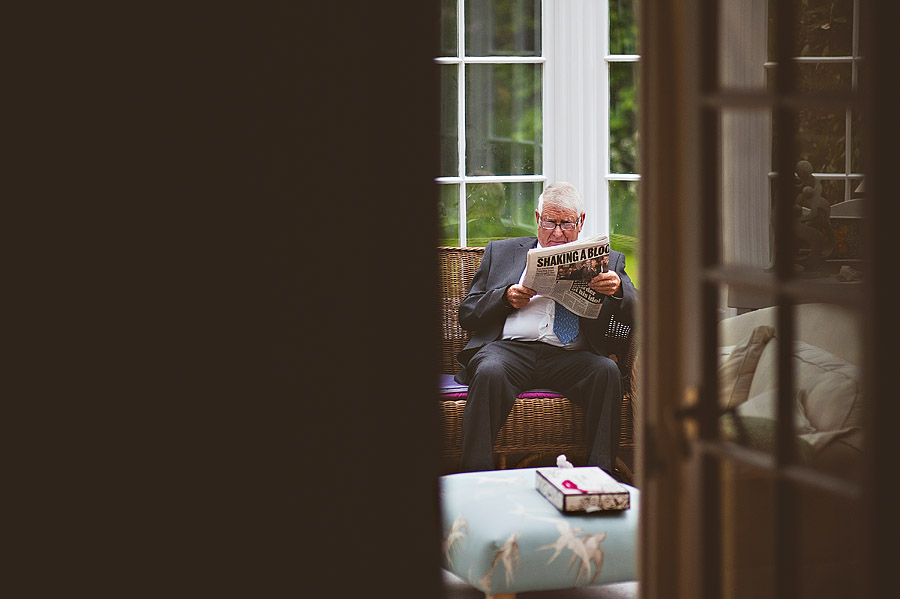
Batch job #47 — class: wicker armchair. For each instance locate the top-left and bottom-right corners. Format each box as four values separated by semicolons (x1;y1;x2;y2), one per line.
438;246;638;484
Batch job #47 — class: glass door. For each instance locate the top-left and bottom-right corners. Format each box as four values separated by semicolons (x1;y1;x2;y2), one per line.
640;1;898;598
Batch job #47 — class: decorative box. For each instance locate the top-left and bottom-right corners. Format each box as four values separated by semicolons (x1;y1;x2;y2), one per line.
535;467;630;513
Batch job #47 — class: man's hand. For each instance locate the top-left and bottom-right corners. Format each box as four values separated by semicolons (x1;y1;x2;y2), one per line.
505;284;536;309
588;271;622;296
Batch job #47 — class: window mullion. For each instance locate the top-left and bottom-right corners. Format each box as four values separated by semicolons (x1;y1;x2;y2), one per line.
457;1;466;246
542;0;553;186
847;0;861;203
600;0;611;235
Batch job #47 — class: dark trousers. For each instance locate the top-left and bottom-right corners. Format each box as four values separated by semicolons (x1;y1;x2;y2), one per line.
459;339;623;474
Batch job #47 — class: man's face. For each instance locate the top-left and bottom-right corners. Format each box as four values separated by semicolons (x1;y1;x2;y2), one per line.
535;204;584;247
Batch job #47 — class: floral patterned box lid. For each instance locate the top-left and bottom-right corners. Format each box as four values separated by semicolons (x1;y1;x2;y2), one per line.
536;466;630;513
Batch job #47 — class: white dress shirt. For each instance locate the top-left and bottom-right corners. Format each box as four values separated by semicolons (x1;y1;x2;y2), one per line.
500;260;585;350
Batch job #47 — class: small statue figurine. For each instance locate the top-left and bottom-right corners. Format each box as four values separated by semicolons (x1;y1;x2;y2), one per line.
794;160;822;202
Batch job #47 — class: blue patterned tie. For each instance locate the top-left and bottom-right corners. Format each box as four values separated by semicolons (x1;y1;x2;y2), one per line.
553;303;579;344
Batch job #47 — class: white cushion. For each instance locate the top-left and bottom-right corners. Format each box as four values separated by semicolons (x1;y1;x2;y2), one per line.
746;340;862;433
719;325;776;409
731;388;863;455
796;343;862;431
746;340;777;399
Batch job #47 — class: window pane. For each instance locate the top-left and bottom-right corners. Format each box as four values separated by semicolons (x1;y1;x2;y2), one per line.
441;65;459;177
465;0;541;57
609;0;638;55
441;0;458;57
793;0;854;58
786;302;864;482
725;1;857;90
766;0;855;60
718;291;779;457
796;61;852;93
795;106;847;174
609;61;639;173
719;0;768;90
465;181;541;246
438;184;460;246
818;178;846;207
466;63;542;176
774;110;861;277
609;180;640;288
719;108;774;270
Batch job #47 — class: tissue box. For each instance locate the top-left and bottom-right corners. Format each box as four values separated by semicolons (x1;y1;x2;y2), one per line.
535;467;630;513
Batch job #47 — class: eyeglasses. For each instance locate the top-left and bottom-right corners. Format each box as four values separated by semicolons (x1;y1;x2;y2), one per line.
539;219;580;231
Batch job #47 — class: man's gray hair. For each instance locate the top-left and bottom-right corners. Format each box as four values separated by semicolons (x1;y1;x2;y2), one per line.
537;182;584;217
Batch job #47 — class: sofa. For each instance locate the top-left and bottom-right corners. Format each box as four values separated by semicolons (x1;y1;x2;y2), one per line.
716;301;865;597
717;301;864;475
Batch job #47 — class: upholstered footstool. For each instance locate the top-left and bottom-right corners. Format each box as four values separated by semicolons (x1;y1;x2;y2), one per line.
440;468;639;598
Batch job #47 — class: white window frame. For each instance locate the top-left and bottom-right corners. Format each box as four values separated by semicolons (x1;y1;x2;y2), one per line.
436;0;641;245
763;0;864;204
435;1;546;246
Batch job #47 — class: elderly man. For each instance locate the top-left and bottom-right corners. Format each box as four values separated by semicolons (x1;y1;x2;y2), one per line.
454;182;637;475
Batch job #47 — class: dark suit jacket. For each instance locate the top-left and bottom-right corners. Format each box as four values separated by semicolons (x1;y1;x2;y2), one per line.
455;236;637;383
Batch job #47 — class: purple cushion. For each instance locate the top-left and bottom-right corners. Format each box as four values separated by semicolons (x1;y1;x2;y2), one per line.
439;373;565;400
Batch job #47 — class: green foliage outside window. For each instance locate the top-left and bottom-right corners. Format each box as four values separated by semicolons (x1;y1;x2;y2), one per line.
609;0;640;288
438;181;543;247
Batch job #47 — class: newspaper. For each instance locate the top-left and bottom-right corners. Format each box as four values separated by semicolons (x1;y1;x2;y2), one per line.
522;234;611;319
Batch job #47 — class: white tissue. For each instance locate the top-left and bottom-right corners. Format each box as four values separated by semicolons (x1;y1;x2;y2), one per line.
556;454;574;469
